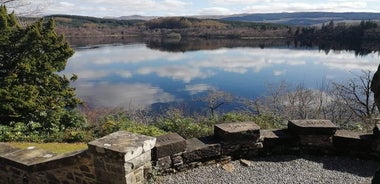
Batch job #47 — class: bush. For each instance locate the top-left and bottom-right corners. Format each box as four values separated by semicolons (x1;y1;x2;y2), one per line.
155;109;214;139
93;113;166;137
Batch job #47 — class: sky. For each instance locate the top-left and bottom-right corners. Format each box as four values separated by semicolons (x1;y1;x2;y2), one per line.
21;0;380;17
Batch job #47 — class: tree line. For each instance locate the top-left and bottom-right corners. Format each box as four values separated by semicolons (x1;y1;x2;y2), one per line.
294;20;380;55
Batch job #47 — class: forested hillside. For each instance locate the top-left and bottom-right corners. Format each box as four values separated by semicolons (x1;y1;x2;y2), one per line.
222;12;380;26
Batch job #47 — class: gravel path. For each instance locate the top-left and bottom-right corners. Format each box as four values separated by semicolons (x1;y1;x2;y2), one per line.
155;155;379;184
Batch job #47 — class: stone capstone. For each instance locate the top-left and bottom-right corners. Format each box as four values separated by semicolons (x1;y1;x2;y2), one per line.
288;119;338;135
152;133;186;159
0;143;21;156
1;147;57;167
88;131;156;161
214;122;261;143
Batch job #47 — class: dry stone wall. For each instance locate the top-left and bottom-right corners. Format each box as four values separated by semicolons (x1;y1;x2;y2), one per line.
1;120;380;184
152;120;380;184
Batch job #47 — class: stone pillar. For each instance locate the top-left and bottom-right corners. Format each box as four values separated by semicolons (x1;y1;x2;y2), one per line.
214;122;262;158
288;119;338;154
88;131;156;184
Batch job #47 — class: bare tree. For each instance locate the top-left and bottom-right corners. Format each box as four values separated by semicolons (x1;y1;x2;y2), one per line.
196;90;234;119
332;70;377;123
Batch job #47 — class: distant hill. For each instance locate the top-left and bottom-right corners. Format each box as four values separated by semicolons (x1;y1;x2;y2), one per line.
221;12;380;26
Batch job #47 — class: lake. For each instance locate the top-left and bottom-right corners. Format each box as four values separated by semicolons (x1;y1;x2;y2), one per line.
62;39;380;111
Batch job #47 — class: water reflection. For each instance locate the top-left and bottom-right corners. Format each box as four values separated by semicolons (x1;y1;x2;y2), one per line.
63;40;380;110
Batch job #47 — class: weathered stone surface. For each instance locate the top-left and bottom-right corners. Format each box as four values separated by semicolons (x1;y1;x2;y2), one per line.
125;172;136;184
1;147;57;167
0;143;21;156
288;120;338;135
88;131;156;161
124;151;151;173
171;154;183;167
214;122;261;143
333;130;373;152
182;138;221;163
155;156;172;170
152;133;186;159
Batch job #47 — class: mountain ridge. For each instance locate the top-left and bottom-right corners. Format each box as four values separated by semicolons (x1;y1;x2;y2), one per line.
118;12;380;26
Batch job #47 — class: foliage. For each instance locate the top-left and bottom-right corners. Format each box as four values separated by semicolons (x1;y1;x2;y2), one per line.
47;15;143;28
145;17;193;29
295;20;379;55
155;108;214;139
93;112;166;137
0;6;83;134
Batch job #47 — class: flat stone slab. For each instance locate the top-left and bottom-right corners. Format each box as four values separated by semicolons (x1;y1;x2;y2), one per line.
333;130;373;151
214;122;261;143
0;143;21;156
288;120;338;135
88;131;156;161
152;133;186;159
183;138;221;163
1;147;57;167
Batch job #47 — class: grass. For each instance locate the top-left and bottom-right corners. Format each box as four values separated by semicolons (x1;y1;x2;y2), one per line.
9;142;88;154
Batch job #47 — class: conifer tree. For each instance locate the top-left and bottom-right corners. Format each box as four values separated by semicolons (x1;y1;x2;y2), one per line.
0;6;82;132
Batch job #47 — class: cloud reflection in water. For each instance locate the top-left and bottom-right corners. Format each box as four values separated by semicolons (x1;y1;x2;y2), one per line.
64;44;380;109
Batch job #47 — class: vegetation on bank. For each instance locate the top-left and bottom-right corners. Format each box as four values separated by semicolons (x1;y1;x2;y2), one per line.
50;15;292;39
295;20;380;55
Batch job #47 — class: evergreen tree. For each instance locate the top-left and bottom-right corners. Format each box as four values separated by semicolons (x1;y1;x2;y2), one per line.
0;6;82;132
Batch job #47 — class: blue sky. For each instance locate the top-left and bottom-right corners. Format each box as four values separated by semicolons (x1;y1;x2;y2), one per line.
27;0;380;17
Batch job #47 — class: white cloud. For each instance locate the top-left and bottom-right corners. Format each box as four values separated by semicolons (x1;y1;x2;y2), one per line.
243;1;368;13
29;0;380;17
47;0;191;16
75;83;176;109
138;66;213;83
185;84;216;95
199;7;235;15
59;2;75;7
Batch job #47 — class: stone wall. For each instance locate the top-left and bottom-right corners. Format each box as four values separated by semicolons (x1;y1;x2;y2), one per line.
0;119;380;183
0;131;156;184
152;120;380;183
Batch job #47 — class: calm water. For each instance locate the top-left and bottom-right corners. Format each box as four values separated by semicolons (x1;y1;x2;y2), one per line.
62;41;380;110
